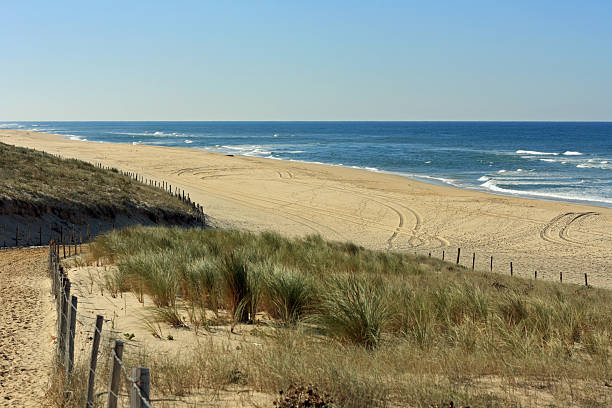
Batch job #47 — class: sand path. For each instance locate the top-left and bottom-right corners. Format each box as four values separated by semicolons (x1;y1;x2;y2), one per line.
0;247;54;407
1;130;611;288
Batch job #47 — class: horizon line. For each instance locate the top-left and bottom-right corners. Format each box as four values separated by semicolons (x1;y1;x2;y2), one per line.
3;120;612;123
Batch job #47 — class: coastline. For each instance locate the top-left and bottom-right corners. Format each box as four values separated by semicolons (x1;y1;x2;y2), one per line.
2;129;611;288
6;123;611;209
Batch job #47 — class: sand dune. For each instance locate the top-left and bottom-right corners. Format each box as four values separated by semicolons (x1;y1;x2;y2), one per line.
2;129;611;288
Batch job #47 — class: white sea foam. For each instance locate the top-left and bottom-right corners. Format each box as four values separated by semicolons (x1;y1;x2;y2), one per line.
184;139;193;144
539;158;556;162
285;150;305;154
108;131;186;138
479;180;612;205
516;150;558;155
497;169;507;173
574;162;611;170
68;135;87;141
478;176;490;181
563;151;582;156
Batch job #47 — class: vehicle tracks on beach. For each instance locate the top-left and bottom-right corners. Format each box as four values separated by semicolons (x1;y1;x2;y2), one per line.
270;176;445;250
540;212;603;247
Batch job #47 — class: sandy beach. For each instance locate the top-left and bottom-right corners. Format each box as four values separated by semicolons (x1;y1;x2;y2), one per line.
2;129;611;288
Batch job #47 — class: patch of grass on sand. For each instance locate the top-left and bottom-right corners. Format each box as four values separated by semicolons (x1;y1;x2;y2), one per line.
85;227;612;407
0;142;199;224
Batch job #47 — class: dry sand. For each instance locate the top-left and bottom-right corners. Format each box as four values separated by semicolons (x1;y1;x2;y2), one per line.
1;129;611;288
0;247;55;407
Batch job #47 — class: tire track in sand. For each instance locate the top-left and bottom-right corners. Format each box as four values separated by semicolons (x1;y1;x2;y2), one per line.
540;212;601;247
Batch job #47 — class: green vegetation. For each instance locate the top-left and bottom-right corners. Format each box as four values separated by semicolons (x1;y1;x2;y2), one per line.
88;226;612;407
0;142;199;224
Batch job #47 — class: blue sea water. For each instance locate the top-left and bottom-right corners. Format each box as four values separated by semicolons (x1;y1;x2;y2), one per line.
2;121;611;207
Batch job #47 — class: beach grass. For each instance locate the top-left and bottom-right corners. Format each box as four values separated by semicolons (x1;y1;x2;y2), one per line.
83;226;612;407
0;142;200;225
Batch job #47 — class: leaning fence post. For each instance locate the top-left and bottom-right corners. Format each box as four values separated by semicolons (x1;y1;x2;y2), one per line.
65;295;77;379
442;250;445;261
130;367;151;408
456;248;461;265
86;315;104;408
107;340;124;408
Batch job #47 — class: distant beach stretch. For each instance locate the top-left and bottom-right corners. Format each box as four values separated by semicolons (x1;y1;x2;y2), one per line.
3;121;610;207
1;127;611;288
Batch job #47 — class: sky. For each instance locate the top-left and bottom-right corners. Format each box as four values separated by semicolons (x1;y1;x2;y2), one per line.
1;1;611;121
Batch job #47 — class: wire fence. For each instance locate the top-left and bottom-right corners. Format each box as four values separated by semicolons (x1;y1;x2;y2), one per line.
49;240;153;408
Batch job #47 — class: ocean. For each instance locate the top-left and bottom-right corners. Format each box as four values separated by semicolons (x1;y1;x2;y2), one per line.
2;121;611;207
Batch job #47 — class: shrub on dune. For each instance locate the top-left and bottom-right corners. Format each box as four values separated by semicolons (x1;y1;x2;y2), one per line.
118;250;179;307
315;275;392;349
263;265;314;325
185;258;222;314
220;252;251;323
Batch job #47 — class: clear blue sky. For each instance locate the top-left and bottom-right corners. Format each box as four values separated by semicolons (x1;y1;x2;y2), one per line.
1;1;611;121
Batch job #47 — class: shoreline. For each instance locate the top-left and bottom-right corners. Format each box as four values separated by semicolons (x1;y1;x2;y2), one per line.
2;128;612;288
11;126;612;209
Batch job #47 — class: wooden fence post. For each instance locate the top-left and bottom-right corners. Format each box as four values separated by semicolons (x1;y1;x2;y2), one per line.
65;295;77;379
130;367;151;408
490;256;493;272
107;340;124;408
86;315;104;408
57;278;70;360
560;271;562;283
442;250;445;261
456;248;461;265
534;270;537;280
584;273;588;287
510;262;513;276
472;253;475;270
